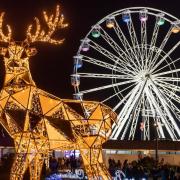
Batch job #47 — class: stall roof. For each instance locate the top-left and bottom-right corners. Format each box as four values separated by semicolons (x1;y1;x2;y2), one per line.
103;140;180;151
1;125;180;151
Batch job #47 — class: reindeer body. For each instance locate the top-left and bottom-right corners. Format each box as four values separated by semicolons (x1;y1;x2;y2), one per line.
0;6;116;180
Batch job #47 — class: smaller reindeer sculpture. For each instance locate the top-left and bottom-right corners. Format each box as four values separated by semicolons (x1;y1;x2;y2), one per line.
0;5;117;180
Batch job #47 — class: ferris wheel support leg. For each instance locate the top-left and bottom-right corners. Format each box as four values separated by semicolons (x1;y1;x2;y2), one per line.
80;147;112;180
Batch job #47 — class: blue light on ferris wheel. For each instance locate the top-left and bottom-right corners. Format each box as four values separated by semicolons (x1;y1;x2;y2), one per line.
122;11;131;23
73;55;83;69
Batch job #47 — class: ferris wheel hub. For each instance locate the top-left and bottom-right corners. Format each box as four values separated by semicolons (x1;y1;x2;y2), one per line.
136;70;150;81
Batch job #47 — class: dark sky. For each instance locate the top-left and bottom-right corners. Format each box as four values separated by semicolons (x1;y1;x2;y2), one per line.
0;0;179;99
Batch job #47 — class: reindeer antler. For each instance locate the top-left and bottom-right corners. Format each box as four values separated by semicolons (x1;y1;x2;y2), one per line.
0;12;12;42
26;5;68;44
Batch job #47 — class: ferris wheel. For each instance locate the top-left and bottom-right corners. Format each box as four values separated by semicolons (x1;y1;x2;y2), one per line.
71;7;180;141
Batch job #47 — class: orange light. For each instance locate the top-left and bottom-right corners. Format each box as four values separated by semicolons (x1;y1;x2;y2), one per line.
172;27;180;33
106;22;114;28
106;18;115;28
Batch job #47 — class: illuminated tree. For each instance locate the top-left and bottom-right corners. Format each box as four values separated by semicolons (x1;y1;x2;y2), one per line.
0;5;116;180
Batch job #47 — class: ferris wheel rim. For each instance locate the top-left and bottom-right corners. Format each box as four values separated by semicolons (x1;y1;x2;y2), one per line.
77;7;179;55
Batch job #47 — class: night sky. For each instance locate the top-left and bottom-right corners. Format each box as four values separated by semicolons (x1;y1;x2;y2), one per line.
0;0;179;100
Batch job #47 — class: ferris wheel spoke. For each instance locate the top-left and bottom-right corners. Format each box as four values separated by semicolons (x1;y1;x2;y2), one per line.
149;26;173;70
99;26;140;70
152;68;180;77
150;80;180;138
154;81;180;107
147;18;160;68
158;84;180;112
151;41;180;73
154;76;180;82
145;92;165;139
112;82;140;111
152;57;180;74
79;79;137;94
113;19;142;67
157;117;166;139
127;15;144;66
154;79;180;93
162;97;180;122
120;113;133;140
141;20;148;69
88;39;139;74
77;73;133;79
145;86;177;140
128;103;141;140
112;82;145;139
143;116;150;140
81;55;134;76
102;82;136;104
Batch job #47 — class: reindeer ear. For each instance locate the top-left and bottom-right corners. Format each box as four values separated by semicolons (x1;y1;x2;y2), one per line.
26;47;37;56
0;47;7;56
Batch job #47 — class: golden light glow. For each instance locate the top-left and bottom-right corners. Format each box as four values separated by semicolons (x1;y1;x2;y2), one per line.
0;12;12;42
106;19;115;28
0;5;116;180
172;27;180;33
26;5;68;44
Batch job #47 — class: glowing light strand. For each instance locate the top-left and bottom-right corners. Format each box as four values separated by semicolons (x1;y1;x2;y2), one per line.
26;5;68;44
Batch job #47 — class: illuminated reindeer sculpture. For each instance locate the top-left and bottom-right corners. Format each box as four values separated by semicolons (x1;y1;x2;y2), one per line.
0;5;116;180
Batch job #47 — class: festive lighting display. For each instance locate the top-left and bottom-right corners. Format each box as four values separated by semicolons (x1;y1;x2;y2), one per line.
157;13;165;26
0;5;116;180
172;21;180;33
122;11;131;23
106;17;115;28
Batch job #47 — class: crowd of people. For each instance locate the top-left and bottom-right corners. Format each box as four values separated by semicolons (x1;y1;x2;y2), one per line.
108;156;180;179
48;155;180;179
1;152;180;179
49;155;83;174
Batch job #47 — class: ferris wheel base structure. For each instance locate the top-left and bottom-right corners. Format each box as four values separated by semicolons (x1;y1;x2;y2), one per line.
72;7;180;141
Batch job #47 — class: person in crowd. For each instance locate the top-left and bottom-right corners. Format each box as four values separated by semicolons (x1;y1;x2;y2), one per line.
70;155;77;174
116;160;122;169
49;157;58;173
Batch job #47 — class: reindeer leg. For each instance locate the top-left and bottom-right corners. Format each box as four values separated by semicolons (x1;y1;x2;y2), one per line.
80;146;112;180
10;152;29;180
10;133;31;180
29;153;44;180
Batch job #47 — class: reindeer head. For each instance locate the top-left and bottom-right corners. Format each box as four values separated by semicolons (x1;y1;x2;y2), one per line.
0;5;68;71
